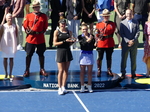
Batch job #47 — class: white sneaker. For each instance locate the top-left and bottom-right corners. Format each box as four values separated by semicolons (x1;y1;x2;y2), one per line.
62;86;68;94
88;85;93;93
4;78;8;80
17;44;23;50
80;86;85;93
10;78;13;82
58;88;63;95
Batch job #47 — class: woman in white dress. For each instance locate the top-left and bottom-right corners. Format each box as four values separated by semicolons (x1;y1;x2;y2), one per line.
0;13;18;80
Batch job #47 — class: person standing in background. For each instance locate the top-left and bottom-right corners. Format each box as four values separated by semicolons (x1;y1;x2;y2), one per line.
96;0;114;22
0;0;10;25
131;0;150;42
10;0;26;50
81;0;97;34
0;13;18;81
66;0;82;49
23;0;48;77
78;23;95;93
114;0;130;48
38;0;49;16
143;14;150;78
120;9;140;79
49;0;66;49
25;0;31;14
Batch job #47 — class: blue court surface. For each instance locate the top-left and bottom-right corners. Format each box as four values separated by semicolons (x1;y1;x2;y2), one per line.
0;49;150;112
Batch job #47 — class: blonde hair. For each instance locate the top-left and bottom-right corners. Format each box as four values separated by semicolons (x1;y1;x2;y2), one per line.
81;22;88;27
6;13;12;19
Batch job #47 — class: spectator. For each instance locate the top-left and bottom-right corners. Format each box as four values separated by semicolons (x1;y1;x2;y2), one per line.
25;0;31;14
96;0;114;22
10;0;26;50
0;0;9;25
81;0;97;34
114;0;130;48
143;14;150;78
38;0;49;16
131;0;150;42
66;0;82;49
49;0;66;49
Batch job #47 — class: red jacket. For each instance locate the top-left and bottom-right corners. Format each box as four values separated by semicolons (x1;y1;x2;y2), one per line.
23;12;48;44
96;21;116;48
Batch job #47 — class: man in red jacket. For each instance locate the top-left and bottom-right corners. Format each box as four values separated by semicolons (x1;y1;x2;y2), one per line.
23;0;48;77
95;9;116;77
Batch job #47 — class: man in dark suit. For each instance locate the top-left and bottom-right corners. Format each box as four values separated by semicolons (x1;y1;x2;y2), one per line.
49;0;66;49
120;9;140;79
66;0;82;49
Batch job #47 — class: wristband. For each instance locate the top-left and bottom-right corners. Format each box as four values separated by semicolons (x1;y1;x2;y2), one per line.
63;40;66;43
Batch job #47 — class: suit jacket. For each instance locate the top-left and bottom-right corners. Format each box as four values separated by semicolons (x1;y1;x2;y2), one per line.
11;0;26;18
66;0;82;20
120;18;140;47
50;0;66;18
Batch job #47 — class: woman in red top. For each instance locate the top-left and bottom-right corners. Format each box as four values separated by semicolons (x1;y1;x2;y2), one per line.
95;9;116;77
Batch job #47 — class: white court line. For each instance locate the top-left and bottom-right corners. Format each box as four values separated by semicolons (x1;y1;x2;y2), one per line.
72;91;90;112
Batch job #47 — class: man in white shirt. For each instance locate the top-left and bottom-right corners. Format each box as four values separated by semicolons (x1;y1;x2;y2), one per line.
120;9;140;79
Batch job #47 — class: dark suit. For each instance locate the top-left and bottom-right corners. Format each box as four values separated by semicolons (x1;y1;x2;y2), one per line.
49;0;66;48
66;0;82;20
120;18;140;75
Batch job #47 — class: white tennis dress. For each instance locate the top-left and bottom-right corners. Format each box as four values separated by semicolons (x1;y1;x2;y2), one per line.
0;23;17;58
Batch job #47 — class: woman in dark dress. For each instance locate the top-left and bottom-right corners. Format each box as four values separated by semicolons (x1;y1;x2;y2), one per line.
53;19;76;95
82;0;97;34
114;0;130;48
0;0;9;25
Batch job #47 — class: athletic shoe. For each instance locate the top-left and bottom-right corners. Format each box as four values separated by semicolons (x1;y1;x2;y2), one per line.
62;86;68;94
80;86;85;93
88;85;93;93
58;88;63;95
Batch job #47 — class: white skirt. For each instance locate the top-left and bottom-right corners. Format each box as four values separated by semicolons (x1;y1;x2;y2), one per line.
79;52;94;65
1;47;15;58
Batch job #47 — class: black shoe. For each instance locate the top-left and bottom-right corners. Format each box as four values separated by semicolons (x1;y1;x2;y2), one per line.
107;69;113;76
23;71;30;77
146;75;150;78
40;69;48;77
121;74;126;79
132;74;138;79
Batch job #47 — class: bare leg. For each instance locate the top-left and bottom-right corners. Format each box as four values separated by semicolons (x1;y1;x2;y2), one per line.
146;57;150;76
89;23;94;34
3;58;8;78
80;65;86;86
9;58;14;78
57;62;65;88
87;65;93;85
62;62;70;87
